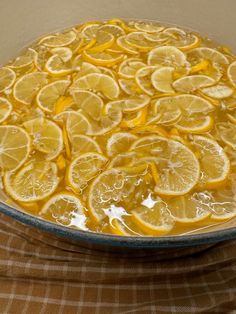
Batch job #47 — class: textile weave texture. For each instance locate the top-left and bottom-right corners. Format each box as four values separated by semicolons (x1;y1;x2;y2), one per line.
0;212;235;313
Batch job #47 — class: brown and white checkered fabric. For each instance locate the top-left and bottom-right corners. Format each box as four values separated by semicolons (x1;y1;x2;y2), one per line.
0;212;235;314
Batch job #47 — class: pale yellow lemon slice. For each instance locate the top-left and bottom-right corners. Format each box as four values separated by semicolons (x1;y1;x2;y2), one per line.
99;24;125;37
134;21;164;33
156;94;214;133
71;90;103;120
36;80;70;112
83;51;124;67
0;125;31;171
187;47;229;65
88;168;126;222
201;83;233;99
4;161;59;202
23;117;63;160
0;97;12;123
147;98;181;125
192;135;230;188
168;194;210;223
116;36;139;55
151;67;175;93
66;152;108;192
51;47;73;62
66;111;92;140
89;31;115;53
135;66;160;95
173;75;215;93
13;72;48;105
72;73;120;99
69;134;102;156
39;30;77;47
130;135;200;195
87;102;122;135
106;132;138;156
0;67;16;92
118;58;146;78
217;122;236;150
120;108;147;128
227;61;236;88
148;46;187;68
118;78;142;95
45;55;72;76
125;32;157;51
107;94;150;113
40;192;88;229
131;197;174;235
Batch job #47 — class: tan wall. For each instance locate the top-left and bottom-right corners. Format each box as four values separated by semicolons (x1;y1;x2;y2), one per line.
0;0;235;64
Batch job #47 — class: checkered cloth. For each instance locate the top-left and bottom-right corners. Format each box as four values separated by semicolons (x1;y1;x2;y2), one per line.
0;212;235;314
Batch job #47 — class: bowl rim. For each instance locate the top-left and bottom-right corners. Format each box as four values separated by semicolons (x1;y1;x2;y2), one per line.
0;202;236;248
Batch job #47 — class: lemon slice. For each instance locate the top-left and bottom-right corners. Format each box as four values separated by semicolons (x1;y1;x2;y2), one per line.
131;197;174;235
51;47;73;62
99;24;125;37
71;90;103;120
87;102;122;135
116;36;139;55
66;111;92;139
88;168;127;222
227;61;236;88
217;122;236;150
148;98;181;125
66;152;108;192
118;58;146;78
0;97;12;123
168;194;210;223
13;72;48;105
72;60;100;78
89;31;115;53
118;78;142;95
40;192;88;229
130;135;200;195
4;161;59;202
163;28;200;51
108;94;150;113
81;23;100;39
157;94;214;133
72;73;120;99
40;30;77;47
151;67;175;93
192;135;230;188
69;134;102;156
98;66;116;79
23;117;63;160
110;216;143;236
83;51;124;67
134;21;164;33
0;125;31;171
0;67;16;92
36;80;70;112
108;151;138;168
8;48;36;70
201;83;233;99
121;108;147;128
187;47;229;65
148;46;187;68
173;75;215;92
106;132;138;156
45;55;72;76
125;32;157;51
135;66;160;95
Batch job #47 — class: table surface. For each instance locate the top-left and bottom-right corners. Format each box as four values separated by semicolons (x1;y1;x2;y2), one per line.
0;212;235;313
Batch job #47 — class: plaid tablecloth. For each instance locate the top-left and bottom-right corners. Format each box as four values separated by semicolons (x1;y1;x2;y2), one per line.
0;212;235;314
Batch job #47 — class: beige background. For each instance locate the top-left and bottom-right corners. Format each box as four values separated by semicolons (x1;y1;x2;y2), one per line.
0;0;235;64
